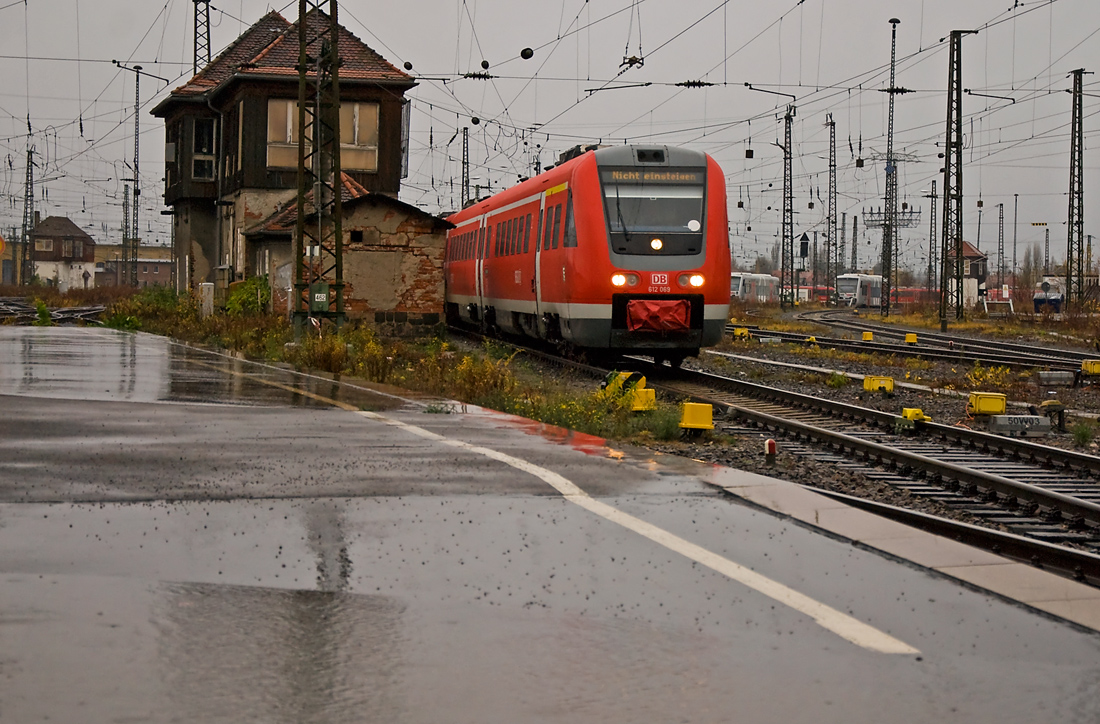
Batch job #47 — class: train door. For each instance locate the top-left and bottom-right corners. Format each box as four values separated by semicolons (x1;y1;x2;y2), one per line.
534;194;547;331
475;216;488;324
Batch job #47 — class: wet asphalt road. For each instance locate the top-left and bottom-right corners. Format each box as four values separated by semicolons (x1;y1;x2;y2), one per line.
1;327;1099;723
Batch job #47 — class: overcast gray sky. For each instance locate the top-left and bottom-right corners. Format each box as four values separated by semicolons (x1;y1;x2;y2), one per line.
1;0;1097;274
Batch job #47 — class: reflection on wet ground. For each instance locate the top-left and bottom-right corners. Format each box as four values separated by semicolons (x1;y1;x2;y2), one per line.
0;327;397;410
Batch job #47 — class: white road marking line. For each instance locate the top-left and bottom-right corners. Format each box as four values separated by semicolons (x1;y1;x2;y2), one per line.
357;410;920;655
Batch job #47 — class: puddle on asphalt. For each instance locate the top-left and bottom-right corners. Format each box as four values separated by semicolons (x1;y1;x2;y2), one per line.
0;326;397;410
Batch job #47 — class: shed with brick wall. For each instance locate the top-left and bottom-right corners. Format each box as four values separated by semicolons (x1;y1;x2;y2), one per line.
246;173;451;333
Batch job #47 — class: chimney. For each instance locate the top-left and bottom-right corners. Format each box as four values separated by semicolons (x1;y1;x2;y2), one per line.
34;211;40;227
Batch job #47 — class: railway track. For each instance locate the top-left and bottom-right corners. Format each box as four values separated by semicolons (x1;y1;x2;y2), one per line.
629;360;1100;586
446;327;1100;586
0;298;105;325
798;308;1096;367
728;318;1083;371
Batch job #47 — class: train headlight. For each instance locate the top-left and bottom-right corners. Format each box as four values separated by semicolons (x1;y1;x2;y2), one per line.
679;274;705;287
626;273;640;286
650;238;663;251
611;273;628;287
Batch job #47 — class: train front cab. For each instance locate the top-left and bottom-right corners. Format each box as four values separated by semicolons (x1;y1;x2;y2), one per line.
556;145;730;356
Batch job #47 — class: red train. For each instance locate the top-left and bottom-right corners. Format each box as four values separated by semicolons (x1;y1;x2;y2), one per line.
444;145;731;366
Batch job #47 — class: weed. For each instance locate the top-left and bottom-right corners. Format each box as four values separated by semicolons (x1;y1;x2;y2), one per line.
32;300;53;327
1072;422;1095;448
826;371;850;388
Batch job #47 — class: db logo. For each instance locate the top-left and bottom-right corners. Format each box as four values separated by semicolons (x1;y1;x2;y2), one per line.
651;273;668;285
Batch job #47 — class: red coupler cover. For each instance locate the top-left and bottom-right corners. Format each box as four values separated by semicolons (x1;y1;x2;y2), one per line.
625;299;691;332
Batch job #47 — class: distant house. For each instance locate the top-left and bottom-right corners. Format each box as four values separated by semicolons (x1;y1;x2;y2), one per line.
961;240;988;287
30;216;96;291
150;8;420;292
94;244;173;287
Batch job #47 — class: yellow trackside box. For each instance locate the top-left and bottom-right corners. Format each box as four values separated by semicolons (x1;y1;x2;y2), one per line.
967;391;1007;416
901;408;930;421
1082;360;1100;376
680;403;714;430
863;375;894;393
905;333;918;345
630;387;657;412
862;331;874;342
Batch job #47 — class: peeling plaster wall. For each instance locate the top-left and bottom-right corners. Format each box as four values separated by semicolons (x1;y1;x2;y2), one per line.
342;201;446;332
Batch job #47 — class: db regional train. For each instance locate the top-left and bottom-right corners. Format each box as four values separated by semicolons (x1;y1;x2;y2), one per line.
444;145;731;366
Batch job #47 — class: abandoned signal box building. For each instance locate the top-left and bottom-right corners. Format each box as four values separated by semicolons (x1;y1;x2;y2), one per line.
152;9;450;329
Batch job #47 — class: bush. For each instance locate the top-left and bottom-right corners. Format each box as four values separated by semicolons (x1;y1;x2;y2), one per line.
226;276;271;316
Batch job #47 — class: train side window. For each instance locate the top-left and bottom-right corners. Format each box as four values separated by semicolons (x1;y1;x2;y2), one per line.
512;217;519;255
494;223;501;256
507;218;515;256
536;209;543;252
523;213;531;253
551;204;562;249
563;197;577;248
543;205;553;249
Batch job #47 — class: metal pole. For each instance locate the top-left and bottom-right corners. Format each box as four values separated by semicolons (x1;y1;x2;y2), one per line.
851;215;858;271
1013;192;1019;298
881;19;902;316
939;30;973;330
1066;68;1089;305
781;106;795;310
997;203;1005;289
461;126;470;208
193;1;211;75
925;181;937;294
826;113;836;304
131;66;141;287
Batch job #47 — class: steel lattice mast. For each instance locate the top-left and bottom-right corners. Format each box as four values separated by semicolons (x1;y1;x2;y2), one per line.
826;114;837;300
19;146;34;285
130;66;141;286
294;0;345;333
1066;68;1090;305
997;202;1005;289
881;18;911;316
193;1;211;75
851;214;858;270
939;30;974;330
839;211;847;279
461;126;470;207
122;185;130;284
925;181;937;293
780;105;795;310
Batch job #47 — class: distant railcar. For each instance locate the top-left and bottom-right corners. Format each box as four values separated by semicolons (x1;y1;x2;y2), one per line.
836;273;882;307
730;272;780;303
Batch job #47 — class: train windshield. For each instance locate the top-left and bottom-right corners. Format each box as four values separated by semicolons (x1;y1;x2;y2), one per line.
837;278;858;295
600;168;706;255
